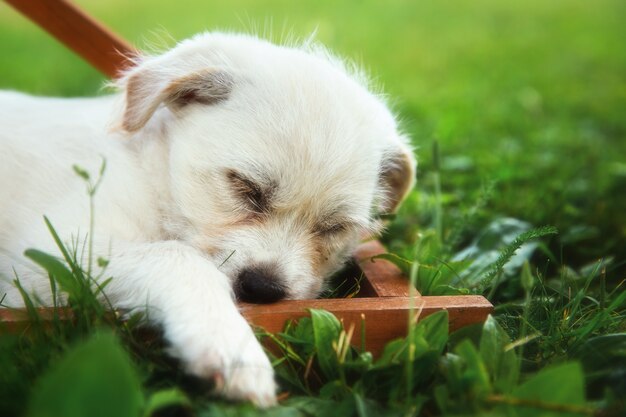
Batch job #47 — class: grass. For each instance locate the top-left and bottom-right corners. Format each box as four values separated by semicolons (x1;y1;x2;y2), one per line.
0;0;625;416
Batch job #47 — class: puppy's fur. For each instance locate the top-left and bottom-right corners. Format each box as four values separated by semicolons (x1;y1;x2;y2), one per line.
0;33;415;406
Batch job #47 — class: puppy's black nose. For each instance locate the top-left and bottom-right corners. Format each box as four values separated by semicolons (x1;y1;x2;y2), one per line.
236;268;285;303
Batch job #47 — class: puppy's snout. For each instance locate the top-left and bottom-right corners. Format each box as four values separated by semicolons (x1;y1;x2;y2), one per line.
236;268;285;303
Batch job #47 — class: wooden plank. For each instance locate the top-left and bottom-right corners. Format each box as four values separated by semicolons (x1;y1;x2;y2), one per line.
0;307;71;333
240;295;493;356
353;240;413;297
5;0;136;78
1;296;492;357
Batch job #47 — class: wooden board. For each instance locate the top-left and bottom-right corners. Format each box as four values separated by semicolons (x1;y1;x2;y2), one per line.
2;0;494;356
353;240;412;297
5;0;136;77
241;296;492;356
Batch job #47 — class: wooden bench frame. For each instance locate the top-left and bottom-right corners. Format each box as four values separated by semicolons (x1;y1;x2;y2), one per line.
2;0;493;356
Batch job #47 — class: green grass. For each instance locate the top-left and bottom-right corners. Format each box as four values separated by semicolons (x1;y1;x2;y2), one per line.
0;0;625;416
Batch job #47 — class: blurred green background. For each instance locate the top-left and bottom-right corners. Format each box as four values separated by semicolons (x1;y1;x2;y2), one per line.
1;0;625;274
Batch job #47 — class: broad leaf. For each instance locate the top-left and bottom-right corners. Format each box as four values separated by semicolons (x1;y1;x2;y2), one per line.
24;249;78;296
454;340;492;400
507;362;586;417
143;388;190;417
26;332;143;417
479;315;520;393
310;309;342;380
417;310;449;354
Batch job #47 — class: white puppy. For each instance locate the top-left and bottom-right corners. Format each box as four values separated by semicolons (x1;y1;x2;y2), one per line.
0;32;415;406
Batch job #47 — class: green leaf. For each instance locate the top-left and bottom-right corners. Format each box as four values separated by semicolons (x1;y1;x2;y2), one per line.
309;309;342;380
285;396;354;417
353;391;369;417
288;317;316;345
24;249;78;296
454;340;492;399
369;253;412;275
479;315;519;393
143;388;190;417
72;164;90;181
417;310;449;354
375;338;408;366
435;353;466;411
12;277;43;330
375;310;449;368
318;380;347;399
507;362;586;417
279;317;316;360
97;257;110;268
430;284;471;296
43;216;84;280
98;158;107;178
520;260;534;293
351;391;405;417
433;384;451;414
27;331;143;417
199;401;302;417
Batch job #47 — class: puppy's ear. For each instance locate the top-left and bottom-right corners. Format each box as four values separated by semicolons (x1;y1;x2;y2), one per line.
378;141;416;213
121;68;233;132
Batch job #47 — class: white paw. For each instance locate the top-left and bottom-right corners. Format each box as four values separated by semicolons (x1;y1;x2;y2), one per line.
169;313;277;407
214;340;277;408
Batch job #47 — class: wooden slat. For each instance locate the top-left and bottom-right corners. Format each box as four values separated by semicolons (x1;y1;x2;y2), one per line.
0;296;492;357
5;0;136;78
0;307;69;333
240;295;492;356
353;240;413;297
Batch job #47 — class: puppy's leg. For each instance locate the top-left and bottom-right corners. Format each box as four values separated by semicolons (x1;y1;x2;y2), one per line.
94;239;276;407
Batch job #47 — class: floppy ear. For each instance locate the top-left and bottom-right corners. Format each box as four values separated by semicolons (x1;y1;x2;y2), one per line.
379;142;416;213
121;68;233;132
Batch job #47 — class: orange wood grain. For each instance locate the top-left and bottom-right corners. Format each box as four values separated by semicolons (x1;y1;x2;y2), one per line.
240;295;492;356
5;0;136;78
353;239;413;297
1;295;493;357
0;307;71;333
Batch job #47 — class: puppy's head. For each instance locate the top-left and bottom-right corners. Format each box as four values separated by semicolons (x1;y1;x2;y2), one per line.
117;33;416;302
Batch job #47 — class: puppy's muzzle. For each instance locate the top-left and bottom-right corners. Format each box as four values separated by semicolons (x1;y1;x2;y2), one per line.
236;267;285;303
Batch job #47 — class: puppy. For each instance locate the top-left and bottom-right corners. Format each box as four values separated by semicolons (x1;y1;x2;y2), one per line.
0;32;415;406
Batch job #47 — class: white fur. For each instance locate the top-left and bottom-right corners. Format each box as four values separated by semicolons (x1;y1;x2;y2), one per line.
0;32;415;406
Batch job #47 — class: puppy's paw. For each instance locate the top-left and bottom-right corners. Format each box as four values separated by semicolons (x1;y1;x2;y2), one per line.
174;314;277;407
214;343;277;408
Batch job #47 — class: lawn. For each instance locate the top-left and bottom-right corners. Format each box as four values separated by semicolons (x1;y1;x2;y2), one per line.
0;0;624;416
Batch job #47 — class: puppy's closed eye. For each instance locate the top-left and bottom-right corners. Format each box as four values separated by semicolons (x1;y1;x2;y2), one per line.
226;170;273;215
315;222;349;237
